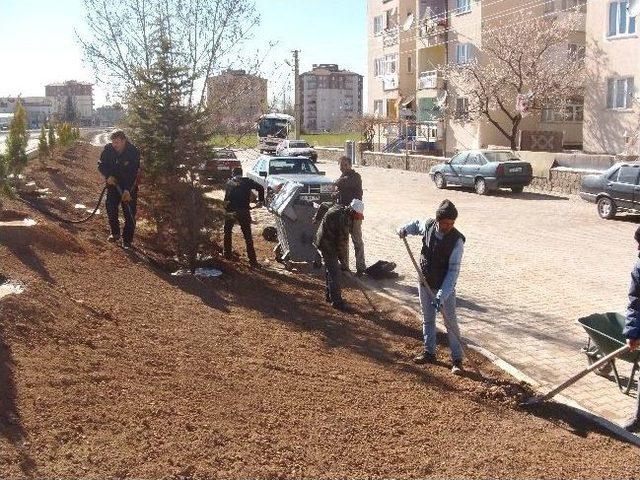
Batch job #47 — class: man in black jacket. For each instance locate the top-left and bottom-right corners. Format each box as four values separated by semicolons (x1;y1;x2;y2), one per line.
335;156;366;274
623;226;640;433
97;130;140;248
224;168;264;266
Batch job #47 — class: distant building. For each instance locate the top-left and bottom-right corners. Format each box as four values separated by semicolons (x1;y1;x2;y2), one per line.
300;64;363;133
0;113;14;130
95;104;125;126
0;96;53;128
206;70;268;130
45;80;94;125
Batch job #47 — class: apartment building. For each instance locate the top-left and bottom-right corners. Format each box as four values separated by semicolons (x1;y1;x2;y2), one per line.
45;81;94;124
583;1;639;155
0;96;53;128
206;70;268;130
300;64;363;133
367;0;587;154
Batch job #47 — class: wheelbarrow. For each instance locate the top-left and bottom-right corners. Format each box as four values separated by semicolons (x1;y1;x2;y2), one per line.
578;312;640;395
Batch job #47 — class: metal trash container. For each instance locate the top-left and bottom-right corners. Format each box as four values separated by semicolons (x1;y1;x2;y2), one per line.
269;181;320;266
345;140;357;165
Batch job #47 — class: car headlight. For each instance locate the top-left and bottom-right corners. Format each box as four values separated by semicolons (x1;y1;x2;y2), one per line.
320;184;335;193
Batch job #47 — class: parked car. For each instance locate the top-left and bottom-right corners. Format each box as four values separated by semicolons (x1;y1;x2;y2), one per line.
247;155;335;203
430;149;533;195
275;139;318;162
196;148;241;183
580;162;640;219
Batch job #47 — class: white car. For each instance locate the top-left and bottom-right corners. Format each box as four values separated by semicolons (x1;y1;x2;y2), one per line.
275;139;318;162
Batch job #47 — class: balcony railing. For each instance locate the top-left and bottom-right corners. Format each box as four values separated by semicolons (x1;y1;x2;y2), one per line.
383;26;399;47
382;75;398;91
418;70;441;90
418;17;447;47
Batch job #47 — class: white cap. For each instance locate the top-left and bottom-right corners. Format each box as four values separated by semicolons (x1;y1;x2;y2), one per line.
350;199;364;214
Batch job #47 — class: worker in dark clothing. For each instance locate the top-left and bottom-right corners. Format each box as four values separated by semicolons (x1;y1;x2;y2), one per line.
97;130;140;248
314;199;365;311
224;167;264;266
335;156;366;274
623;226;640;433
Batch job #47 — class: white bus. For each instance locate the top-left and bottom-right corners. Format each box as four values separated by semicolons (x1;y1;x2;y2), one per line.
257;113;295;154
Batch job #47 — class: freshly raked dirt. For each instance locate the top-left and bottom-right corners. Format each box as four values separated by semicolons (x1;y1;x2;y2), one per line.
0;145;638;478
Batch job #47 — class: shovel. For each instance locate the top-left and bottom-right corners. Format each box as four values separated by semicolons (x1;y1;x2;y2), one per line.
401;237;483;377
523;343;630;406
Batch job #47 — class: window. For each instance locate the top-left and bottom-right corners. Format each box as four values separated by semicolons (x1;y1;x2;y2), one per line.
466;154;484;165
541;104;583;122
373;100;384;116
544;0;555;13
607;77;635;109
374;58;384;77
456;43;473;64
608;2;636;37
450;153;468;165
374;15;384;35
456;0;471;14
562;0;585;9
617;165;640;184
568;43;586;60
407;56;413;73
541;107;554;122
455;97;469;118
384;54;398;75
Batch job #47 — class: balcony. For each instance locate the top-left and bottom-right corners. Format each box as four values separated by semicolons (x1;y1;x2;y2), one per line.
382;75;398;91
418;17;447;47
418;70;443;91
383;26;399;48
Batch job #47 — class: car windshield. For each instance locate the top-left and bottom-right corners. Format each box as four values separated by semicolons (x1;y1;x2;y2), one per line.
483;151;519;163
269;158;319;175
210;150;237;159
289;141;310;148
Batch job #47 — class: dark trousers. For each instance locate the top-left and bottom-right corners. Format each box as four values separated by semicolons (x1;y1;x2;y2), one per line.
224;209;256;263
106;187;137;243
322;252;342;304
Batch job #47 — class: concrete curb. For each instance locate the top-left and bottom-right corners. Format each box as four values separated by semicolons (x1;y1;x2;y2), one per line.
350;275;640;448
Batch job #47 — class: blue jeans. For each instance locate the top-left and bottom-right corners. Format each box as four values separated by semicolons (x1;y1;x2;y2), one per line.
418;283;464;362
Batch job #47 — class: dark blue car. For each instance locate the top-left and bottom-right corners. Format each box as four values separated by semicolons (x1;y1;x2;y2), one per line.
429;149;533;195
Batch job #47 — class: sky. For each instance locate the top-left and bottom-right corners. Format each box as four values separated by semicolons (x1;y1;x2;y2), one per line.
0;0;367;108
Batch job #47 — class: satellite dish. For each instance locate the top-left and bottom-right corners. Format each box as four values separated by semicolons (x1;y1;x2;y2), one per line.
403;13;414;31
629;0;640;18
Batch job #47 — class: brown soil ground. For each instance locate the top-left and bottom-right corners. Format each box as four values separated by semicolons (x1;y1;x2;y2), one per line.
0;144;639;478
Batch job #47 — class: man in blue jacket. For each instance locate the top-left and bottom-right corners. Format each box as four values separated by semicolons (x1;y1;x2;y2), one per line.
97;130;140;249
398;199;465;375
623;226;640;432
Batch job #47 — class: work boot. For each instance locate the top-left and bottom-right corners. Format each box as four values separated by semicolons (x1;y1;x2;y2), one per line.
451;360;464;376
331;301;350;312
623;417;640;433
122;241;133;250
413;351;437;365
107;234;121;243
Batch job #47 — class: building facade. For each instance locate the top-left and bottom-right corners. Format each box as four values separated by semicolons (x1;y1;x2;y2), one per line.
300;64;363;133
367;0;587;154
45;81;94;124
0;96;53;128
206;70;268;131
583;0;639;155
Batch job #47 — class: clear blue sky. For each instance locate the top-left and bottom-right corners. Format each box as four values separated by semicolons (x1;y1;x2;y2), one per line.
0;0;366;107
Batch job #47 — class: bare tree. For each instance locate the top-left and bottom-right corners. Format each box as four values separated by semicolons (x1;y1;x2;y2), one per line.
78;0;259;111
444;10;586;149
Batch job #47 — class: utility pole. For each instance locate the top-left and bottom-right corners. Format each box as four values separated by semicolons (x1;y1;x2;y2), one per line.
292;49;301;139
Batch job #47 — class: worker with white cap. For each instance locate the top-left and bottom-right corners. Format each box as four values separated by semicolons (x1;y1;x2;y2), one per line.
314;198;365;311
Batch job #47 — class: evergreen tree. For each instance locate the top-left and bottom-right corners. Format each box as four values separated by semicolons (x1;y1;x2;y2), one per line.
38;125;49;161
48;123;56;150
5;101;29;174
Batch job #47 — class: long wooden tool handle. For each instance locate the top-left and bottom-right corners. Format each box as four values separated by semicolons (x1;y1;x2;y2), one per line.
401;237;482;376
538;344;631;402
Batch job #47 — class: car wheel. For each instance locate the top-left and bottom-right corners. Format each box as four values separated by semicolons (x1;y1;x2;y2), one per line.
597;197;617;219
475;178;487;195
434;173;446;189
511;186;524;194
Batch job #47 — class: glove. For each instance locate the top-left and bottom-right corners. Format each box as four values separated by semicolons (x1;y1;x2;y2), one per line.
431;298;442;313
121;190;132;203
397;227;407;238
106;176;117;186
255;201;264;209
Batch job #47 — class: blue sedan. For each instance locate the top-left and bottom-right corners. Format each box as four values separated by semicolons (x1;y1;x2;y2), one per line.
429;149;533;195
